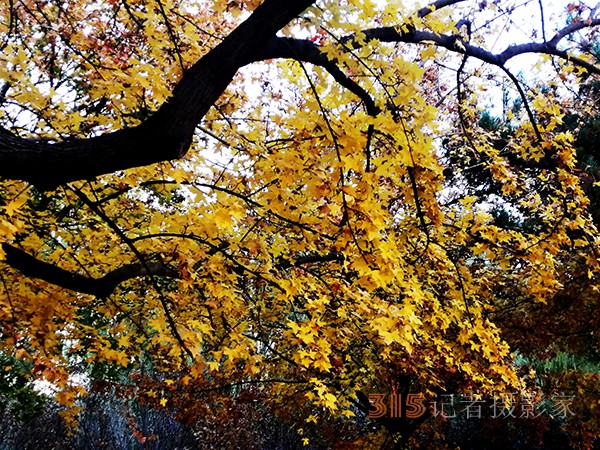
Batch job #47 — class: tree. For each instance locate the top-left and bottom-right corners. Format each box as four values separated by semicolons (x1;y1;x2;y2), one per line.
1;0;600;447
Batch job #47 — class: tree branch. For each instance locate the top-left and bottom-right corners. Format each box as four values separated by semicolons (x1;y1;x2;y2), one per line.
1;243;178;297
0;0;317;188
1;235;345;297
416;0;467;17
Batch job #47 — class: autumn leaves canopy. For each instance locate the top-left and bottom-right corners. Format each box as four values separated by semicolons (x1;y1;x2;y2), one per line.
0;0;599;446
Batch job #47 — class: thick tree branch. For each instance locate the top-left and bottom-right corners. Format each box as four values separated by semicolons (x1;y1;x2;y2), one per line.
339;27;600;74
548;17;600;47
251;37;380;115
1;237;343;297
1;243;178;297
0;0;317;188
254;29;600;121
250;0;468;116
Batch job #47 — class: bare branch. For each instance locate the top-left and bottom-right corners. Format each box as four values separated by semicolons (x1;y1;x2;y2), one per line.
538;0;546;42
548;18;600;47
